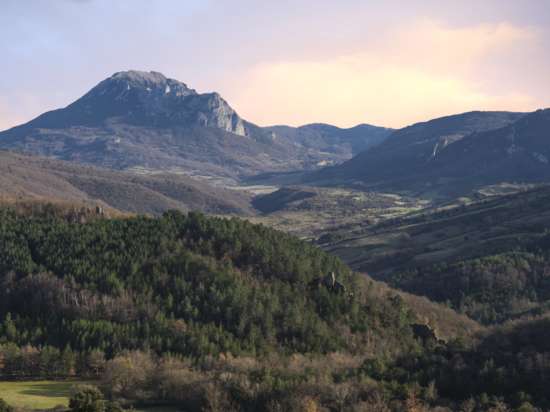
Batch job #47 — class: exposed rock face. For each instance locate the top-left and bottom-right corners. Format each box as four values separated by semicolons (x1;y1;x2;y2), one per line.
325;271;337;288
308;272;348;295
185;92;246;136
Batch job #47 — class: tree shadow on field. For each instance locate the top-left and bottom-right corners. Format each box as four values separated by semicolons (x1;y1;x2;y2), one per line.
19;382;73;398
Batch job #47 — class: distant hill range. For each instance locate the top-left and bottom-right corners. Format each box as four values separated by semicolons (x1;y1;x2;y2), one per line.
0;150;253;215
305;109;550;195
0;70;391;183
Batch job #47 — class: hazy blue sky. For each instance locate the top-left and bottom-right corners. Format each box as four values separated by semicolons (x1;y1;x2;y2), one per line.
1;0;549;129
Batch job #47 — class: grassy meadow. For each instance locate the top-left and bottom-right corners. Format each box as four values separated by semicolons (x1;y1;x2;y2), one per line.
0;381;82;410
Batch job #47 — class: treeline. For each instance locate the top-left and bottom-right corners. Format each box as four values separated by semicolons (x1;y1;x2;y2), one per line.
4;331;549;411
96;350;437;412
0;343;105;378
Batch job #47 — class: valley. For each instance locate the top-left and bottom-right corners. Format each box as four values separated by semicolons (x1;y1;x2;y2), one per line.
4;0;550;408
248;186;428;239
1;70;550;411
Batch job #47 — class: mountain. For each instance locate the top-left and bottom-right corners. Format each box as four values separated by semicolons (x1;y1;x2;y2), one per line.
0;70;390;183
306;110;528;194
427;108;550;189
265;122;393;166
0;150;253;215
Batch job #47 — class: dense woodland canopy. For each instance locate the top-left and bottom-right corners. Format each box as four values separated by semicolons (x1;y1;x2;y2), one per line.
1;207;550;411
0;208;420;359
392;235;550;324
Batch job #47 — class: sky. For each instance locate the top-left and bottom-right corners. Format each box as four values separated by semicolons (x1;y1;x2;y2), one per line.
1;0;549;130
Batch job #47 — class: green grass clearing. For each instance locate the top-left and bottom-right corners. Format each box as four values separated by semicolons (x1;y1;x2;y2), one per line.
0;380;86;410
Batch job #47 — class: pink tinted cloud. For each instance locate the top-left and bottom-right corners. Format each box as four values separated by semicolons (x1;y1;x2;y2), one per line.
224;20;546;128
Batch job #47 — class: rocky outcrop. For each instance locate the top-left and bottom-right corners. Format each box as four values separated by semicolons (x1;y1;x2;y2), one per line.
308;271;348;295
185;92;246;136
411;323;446;344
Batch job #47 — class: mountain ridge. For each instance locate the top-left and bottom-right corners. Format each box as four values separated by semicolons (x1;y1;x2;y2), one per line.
0;70;391;183
302;109;550;195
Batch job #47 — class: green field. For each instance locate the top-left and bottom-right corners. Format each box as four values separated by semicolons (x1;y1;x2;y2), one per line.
0;381;183;412
0;381;83;410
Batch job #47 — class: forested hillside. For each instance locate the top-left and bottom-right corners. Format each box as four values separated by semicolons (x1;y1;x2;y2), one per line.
392;243;550;324
322;185;550;324
3;208;550;410
367;314;550;409
0;209;430;359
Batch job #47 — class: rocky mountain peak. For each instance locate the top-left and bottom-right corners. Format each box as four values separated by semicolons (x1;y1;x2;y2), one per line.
111;70;168;84
0;70;391;180
56;70;248;136
91;70;197;100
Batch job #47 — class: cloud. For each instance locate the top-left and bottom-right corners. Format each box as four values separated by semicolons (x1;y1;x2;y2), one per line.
225;20;543;128
385;19;534;74
1;6;547;131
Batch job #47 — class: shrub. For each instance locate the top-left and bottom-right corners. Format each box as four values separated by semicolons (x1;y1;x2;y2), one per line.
69;385;105;412
0;399;14;412
102;351;155;399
